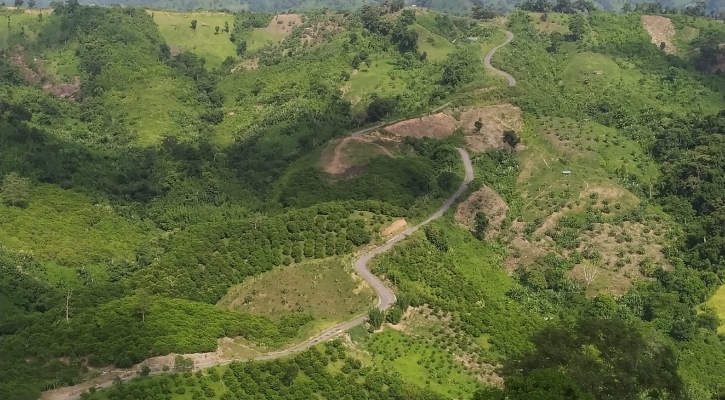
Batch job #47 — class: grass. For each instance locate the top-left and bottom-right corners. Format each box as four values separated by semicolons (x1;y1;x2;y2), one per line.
344;58;411;104
217;257;377;322
149;10;237;69
0;184;153;268
247;27;289;51
412;23;455;61
561;52;723;115
705;285;725;334
365;329;481;398
516;116;658;222
529;12;570;33
102;75;201;146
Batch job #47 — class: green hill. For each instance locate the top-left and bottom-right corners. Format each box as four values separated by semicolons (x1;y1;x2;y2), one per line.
1;2;725;400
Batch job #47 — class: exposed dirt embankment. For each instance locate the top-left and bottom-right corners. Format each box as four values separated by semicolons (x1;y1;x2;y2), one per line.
9;47;81;100
381;104;524;152
642;15;677;54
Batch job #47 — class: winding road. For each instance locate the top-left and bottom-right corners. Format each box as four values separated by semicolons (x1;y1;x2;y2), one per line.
484;31;517;87
44;30;516;400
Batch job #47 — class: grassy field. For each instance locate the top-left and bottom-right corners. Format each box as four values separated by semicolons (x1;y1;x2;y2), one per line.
0;184;153;268
149;10;237;69
561;52;723;115
412;23;456;61
218;258;377;322
247;27;289;51
516;116;658;222
366;329;481;398
344;58;412;104
706;285;725;334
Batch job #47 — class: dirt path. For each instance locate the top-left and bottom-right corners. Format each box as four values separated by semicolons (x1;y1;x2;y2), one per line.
44;148;475;400
484;31;516;87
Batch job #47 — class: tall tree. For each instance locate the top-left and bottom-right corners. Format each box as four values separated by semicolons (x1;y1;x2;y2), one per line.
500;318;683;400
368;308;384;330
568;13;588;41
503;130;521;149
134;289;151;322
473;212;489;240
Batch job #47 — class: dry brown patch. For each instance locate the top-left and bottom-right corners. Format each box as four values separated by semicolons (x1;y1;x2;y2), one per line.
384;113;458;139
266;13;302;35
320;135;398;176
382;219;407;236
504;221;549;273
642;15;677;54
169;44;183;57
459;104;524;152
378;104;523;151
455;185;508;239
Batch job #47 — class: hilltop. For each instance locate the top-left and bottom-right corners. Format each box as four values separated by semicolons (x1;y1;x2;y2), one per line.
1;1;725;400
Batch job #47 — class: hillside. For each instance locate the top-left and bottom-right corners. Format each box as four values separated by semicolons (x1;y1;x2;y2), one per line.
1;2;725;400
14;0;725;13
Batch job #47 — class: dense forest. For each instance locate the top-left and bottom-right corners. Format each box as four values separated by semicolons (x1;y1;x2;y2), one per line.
1;0;725;400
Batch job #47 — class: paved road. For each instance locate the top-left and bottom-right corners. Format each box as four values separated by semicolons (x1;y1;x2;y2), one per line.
52;148;475;400
49;29;517;400
484;31;516;87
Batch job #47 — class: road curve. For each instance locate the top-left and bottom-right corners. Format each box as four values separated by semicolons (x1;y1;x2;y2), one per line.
484;31;516;87
52;148;475;400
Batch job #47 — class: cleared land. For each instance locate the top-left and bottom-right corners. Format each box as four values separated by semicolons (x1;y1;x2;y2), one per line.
378;104;523;150
506;115;673;294
149;10;236;68
642;15;677;54
412;23;455;61
343;58;412;104
455;185;508;239
248;13;301;51
218;258;377;322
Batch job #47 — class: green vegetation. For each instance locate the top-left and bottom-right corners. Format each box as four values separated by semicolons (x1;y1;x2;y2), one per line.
79;342;449;400
151;10;236;69
366;329;481;398
218;258;377;322
2;2;725;400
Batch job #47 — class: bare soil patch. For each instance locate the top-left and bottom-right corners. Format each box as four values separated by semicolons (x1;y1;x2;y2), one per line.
168;44;184;57
382;219;407;236
455;186;508;239
377;104;523;152
267;13;302;35
504;221;549;273
642;15;677;54
459;104;524;152
320;134;399;176
384;113;458;139
9;47;80;100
